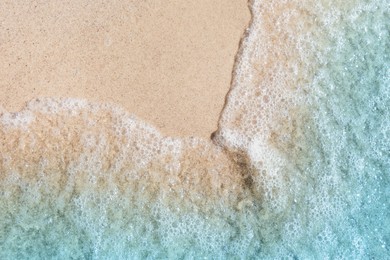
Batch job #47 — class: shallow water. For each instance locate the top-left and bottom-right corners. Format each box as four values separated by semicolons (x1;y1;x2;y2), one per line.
1;0;389;258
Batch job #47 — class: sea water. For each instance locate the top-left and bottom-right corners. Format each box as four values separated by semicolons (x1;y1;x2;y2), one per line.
0;0;389;259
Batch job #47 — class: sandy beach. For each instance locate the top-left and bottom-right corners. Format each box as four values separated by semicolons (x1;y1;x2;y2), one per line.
1;0;388;258
0;0;249;138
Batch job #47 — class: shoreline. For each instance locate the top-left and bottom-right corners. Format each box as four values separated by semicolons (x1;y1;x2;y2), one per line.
0;0;250;138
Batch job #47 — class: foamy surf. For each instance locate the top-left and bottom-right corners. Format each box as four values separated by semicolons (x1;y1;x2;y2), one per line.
1;0;389;259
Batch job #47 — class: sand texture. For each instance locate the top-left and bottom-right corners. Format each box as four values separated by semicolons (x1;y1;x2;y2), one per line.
0;0;250;137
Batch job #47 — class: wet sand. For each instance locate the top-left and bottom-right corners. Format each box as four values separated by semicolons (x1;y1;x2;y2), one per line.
0;0;250;137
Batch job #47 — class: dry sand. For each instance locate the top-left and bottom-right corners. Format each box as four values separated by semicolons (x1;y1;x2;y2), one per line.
0;0;250;138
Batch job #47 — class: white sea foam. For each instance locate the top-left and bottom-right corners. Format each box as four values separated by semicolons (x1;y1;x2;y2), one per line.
0;0;389;258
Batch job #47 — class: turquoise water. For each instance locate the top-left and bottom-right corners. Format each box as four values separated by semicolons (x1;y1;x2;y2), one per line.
0;0;389;259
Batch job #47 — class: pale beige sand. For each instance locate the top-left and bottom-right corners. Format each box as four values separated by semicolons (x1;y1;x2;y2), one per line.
0;0;249;138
